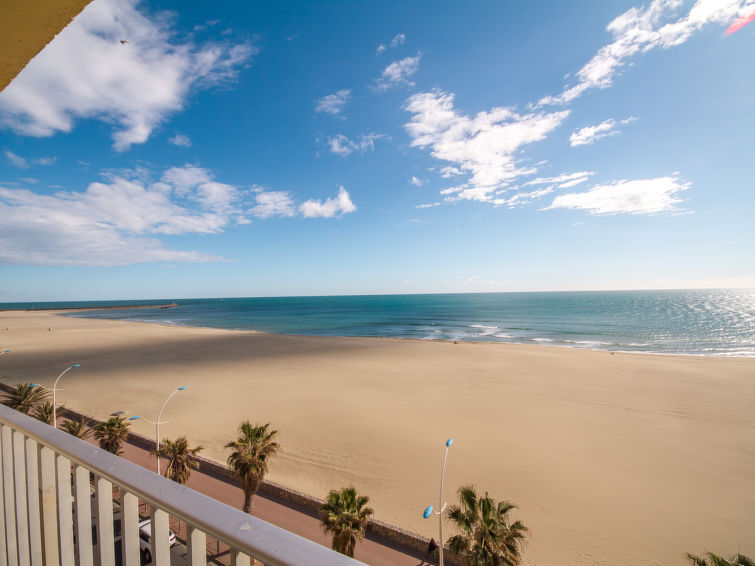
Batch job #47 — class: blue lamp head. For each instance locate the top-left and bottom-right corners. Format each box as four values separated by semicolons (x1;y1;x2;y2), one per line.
128;415;141;421
29;383;39;388
177;386;187;390
71;363;80;368
423;505;434;519
446;438;453;447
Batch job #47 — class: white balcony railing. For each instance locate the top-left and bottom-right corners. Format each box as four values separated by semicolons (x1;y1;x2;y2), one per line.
0;404;364;566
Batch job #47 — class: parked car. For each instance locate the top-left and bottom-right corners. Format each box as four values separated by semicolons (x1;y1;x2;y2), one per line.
137;518;177;563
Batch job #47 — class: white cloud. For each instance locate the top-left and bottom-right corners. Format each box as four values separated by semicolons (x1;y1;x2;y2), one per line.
374;54;421;90
168;133;192;147
538;0;753;106
416;202;440;209
251;190;296;219
5;151;58;168
546;176;690;215
33;156;58;166
390;33;406;48
376;33;406;55
315;89;351;115
327;133;384;157
439;166;463;178
0;165;252;266
570;117;637;146
299;186;356;218
0;0;254;151
498;186;556;208
0;164;364;267
5;151;28;169
410;176;424;186
161;165;212;193
404;90;569;203
525;171;595;188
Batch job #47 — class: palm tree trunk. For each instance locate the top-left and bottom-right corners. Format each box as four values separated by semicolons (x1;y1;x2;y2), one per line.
243;489;253;514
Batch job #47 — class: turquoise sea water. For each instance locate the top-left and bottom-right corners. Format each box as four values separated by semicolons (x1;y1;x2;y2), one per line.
2;289;754;356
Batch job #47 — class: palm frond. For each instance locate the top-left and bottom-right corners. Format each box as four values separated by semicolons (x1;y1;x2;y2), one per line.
93;416;131;456
2;383;50;415
61;416;93;440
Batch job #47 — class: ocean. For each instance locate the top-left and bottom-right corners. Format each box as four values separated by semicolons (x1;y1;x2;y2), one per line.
2;289;754;356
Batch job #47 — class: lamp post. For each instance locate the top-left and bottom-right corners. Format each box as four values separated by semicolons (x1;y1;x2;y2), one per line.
129;386;187;475
52;363;80;428
423;438;453;566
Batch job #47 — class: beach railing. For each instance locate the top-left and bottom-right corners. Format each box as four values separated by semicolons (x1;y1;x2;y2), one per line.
0;404;363;566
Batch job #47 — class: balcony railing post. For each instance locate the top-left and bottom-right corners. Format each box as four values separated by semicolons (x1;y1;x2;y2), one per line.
186;524;207;566
95;477;115;566
38;446;58;565
231;550;251;566
1;425;18;566
24;438;42;566
121;491;140;566
74;465;94;566
151;507;170;566
11;432;29;566
0;426;7;566
55;455;75;566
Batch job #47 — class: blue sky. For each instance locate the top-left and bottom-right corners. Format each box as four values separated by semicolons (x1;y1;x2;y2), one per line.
1;0;754;301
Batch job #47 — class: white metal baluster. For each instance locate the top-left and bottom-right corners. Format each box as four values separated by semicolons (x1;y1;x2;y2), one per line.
56;455;75;566
0;425;8;566
231;550;251;566
11;433;29;566
1;425;18;566
186;525;207;566
74;466;93;566
24;439;41;566
95;477;114;566
150;508;170;566
38;447;58;566
120;492;139;566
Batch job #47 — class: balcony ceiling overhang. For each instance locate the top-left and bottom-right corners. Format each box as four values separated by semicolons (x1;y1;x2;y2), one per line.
0;0;92;92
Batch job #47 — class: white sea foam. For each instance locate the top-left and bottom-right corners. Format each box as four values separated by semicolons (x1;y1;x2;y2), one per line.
470;324;499;336
574;340;612;346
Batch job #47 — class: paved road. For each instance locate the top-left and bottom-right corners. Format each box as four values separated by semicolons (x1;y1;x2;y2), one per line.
118;442;434;566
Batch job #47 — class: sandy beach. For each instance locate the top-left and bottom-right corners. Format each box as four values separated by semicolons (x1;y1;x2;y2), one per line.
1;310;753;565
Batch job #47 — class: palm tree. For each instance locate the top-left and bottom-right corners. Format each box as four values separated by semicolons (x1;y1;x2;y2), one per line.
32;400;57;425
686;552;754;566
94;416;131;456
319;486;374;557
155;436;203;484
2;383;50;415
61;416;93;440
225;422;280;513
446;485;528;566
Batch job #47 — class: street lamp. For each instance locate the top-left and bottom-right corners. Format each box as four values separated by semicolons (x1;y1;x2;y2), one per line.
52;363;80;429
423;438;453;566
129;386;187;475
